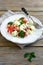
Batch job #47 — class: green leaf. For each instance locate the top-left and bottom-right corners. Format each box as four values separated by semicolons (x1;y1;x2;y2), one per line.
20;20;24;25
19;30;25;38
28;56;32;62
24;52;36;62
8;22;13;25
19;17;24;20
24;53;30;58
31;52;36;58
19;17;24;25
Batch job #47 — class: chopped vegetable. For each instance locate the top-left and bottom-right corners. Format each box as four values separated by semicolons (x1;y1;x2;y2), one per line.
7;17;36;38
8;22;13;25
7;25;14;33
19;30;25;38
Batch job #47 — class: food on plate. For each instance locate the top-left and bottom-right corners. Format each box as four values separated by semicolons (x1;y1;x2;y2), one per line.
7;17;36;38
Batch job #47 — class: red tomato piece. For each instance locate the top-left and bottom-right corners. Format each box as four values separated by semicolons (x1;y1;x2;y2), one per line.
23;18;28;23
7;25;17;34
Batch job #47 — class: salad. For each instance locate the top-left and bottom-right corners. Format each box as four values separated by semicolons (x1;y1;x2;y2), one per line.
7;17;36;38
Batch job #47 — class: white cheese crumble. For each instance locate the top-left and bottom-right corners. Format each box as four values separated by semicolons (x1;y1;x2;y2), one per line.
14;20;20;26
20;24;27;30
12;31;18;37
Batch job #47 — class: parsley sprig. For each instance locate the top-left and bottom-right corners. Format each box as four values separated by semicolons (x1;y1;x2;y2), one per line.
24;52;36;62
19;30;25;38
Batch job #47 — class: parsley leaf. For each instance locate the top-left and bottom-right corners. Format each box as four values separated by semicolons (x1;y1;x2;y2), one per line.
8;22;13;25
31;52;36;58
20;20;24;25
24;53;30;58
24;52;36;62
28;56;33;62
19;30;25;38
19;17;24;25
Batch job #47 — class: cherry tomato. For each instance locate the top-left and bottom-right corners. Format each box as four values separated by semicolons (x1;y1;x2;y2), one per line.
23;18;27;23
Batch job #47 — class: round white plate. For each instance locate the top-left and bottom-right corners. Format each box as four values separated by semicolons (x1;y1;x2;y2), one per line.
0;13;42;44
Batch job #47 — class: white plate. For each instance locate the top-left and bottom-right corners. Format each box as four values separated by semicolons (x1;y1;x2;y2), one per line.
0;13;42;44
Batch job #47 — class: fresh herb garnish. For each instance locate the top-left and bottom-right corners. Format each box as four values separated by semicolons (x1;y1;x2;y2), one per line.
20;20;24;25
19;30;25;38
19;17;24;20
24;52;36;62
24;53;30;58
8;22;13;25
31;52;36;58
19;17;24;25
28;55;33;62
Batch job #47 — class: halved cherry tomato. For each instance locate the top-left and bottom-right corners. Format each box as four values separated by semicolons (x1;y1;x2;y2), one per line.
23;18;27;23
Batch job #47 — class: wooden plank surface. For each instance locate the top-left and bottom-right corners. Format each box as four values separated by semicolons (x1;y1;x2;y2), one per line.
0;0;43;11
0;47;43;65
0;0;43;65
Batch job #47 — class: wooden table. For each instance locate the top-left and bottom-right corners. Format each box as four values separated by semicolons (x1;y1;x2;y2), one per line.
0;0;43;65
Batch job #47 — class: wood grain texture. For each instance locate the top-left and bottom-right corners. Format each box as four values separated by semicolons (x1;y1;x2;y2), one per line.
0;47;43;65
0;0;43;11
0;0;43;65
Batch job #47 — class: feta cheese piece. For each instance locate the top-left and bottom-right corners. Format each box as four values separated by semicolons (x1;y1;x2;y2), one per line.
12;31;18;37
30;25;36;31
20;24;27;30
14;20;20;26
26;22;30;27
27;30;33;34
